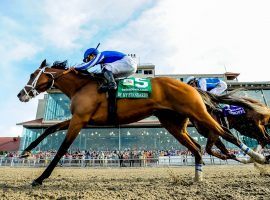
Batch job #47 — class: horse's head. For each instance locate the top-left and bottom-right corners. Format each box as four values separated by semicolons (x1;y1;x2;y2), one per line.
17;59;56;102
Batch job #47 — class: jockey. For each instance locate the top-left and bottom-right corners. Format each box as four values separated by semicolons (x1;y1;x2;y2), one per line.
74;44;137;91
186;76;227;95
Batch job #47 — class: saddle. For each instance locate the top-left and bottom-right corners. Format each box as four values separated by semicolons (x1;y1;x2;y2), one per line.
100;77;152;125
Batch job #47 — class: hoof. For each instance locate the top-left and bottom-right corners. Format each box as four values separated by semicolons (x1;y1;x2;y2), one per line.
20;151;31;158
31;180;42;187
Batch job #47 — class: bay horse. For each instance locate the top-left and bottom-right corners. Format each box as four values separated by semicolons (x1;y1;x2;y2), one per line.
17;60;268;186
194;89;270;162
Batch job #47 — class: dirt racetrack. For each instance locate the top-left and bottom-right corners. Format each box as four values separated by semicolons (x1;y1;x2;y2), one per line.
0;164;270;200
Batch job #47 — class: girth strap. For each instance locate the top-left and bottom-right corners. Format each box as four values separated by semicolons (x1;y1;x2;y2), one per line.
107;90;118;125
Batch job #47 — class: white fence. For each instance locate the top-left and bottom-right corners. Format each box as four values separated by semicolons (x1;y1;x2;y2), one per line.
0;155;248;168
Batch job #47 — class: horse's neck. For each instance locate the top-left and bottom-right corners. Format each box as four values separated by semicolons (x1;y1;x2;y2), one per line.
52;69;93;98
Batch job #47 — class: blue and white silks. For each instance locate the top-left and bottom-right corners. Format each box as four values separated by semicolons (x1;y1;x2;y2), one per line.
198;78;227;95
198;78;221;91
75;51;126;72
75;51;137;78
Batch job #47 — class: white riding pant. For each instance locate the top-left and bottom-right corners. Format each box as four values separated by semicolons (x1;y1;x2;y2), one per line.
87;56;137;78
203;80;227;95
199;79;227;95
209;80;227;95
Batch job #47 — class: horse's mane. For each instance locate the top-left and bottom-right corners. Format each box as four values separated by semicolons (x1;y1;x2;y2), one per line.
50;60;69;70
197;89;270;116
241;96;266;107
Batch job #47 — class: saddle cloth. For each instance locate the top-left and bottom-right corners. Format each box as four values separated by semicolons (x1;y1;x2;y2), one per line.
116;77;152;98
222;105;246;116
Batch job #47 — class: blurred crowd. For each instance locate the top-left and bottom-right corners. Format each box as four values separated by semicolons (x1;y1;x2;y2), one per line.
2;148;270;160
1;148;270;168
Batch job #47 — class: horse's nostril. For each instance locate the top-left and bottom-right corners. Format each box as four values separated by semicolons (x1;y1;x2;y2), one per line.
17;92;21;98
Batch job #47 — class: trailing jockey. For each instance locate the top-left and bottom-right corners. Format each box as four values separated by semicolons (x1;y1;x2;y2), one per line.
73;43;137;92
186;76;229;126
186;76;227;95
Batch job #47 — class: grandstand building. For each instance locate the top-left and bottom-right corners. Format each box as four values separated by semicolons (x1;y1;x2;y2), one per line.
17;60;270;152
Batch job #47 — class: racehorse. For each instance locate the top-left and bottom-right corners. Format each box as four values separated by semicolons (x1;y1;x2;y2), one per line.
194;89;270;162
17;60;268;186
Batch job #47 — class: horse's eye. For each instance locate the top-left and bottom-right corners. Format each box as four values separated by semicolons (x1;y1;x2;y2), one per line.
30;73;35;79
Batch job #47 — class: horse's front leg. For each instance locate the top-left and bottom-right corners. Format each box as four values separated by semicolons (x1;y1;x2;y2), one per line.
31;115;88;186
156;111;203;182
20;119;70;158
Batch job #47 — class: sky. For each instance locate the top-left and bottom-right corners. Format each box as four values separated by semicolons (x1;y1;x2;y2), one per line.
1;0;270;137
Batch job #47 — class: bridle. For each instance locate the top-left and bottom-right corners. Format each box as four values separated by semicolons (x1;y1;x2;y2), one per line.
23;67;56;99
23;67;75;99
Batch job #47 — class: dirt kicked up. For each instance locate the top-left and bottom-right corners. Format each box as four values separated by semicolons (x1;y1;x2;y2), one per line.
0;164;270;200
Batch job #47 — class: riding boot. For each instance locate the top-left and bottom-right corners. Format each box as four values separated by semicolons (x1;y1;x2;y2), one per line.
99;69;117;92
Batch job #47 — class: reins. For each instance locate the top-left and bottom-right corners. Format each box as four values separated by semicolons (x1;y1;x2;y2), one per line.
53;67;79;80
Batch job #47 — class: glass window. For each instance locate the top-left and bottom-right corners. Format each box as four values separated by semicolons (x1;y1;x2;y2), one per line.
21;125;261;152
44;93;71;121
262;89;270;107
21;126;213;152
144;70;153;75
20;128;44;151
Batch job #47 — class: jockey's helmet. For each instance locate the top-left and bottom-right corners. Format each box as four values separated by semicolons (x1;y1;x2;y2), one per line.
83;48;99;62
186;76;196;85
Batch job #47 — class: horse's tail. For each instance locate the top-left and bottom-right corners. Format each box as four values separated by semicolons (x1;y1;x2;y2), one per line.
197;89;270;116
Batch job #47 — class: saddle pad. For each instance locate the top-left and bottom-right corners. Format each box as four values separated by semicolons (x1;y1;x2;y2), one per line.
222;105;246;116
116;77;152;98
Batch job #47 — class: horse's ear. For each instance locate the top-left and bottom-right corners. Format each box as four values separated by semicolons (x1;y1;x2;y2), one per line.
39;59;47;68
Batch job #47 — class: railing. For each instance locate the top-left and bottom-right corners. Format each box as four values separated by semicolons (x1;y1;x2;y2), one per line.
0;155;249;168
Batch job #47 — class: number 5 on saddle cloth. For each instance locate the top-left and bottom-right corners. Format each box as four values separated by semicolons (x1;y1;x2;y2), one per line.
107;77;152;125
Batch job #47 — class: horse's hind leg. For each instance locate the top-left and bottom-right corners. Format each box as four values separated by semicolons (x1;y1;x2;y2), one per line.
20;119;70;158
185;132;202;154
155;111;203;181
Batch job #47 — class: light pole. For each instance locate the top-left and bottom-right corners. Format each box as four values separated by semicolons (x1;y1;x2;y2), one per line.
118;126;121;151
